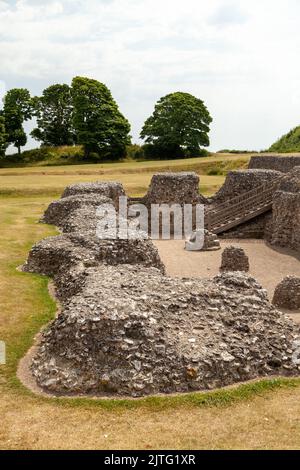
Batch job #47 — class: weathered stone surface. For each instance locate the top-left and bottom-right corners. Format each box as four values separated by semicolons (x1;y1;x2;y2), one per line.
139;172;207;236
23;234;165;298
30;265;300;396
62;181;125;206
278;167;300;193
268;191;300;250
60;205;100;233
249;156;300;173
220;246;250;272
145;172;206;205
42;181;127;228
267;167;300;252
185;229;220;251
273;276;300;310
212;169;282;203
42;194;113;228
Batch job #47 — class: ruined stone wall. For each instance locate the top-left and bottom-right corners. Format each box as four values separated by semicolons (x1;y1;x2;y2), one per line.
266;167;300;252
22;179;300;397
267;190;300;251
249;156;300;173
62;181;125;207
144;172;206;205
273;276;300;310
139;172;206;236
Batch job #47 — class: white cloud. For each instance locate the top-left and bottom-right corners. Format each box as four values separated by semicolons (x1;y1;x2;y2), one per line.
209;2;248;27
0;0;300;150
0;80;6;104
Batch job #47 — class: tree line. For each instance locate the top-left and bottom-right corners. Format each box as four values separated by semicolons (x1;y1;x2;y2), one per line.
0;76;212;161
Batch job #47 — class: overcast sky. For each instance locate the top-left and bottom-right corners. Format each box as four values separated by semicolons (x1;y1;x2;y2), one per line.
0;0;300;151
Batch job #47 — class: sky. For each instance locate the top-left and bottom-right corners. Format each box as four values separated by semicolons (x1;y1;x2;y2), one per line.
0;0;300;152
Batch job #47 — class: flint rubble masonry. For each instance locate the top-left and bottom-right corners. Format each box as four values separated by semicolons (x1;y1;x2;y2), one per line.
220;246;250;273
22;176;300;397
273;276;300;310
249;156;300;173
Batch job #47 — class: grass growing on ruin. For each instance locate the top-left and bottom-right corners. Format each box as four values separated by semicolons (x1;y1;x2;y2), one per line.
1;162;300;449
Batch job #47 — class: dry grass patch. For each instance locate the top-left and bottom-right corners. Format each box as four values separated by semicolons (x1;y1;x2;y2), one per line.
2;381;300;449
0;170;225;197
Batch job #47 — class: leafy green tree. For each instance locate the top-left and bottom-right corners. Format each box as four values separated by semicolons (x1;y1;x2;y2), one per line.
31;84;75;146
0;114;8;158
140;92;212;159
71;76;131;160
3;88;32;155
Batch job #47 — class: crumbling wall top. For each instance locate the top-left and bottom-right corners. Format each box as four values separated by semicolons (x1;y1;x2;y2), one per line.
145;172;206;204
62;181;125;207
249;155;300;173
212;169;281;203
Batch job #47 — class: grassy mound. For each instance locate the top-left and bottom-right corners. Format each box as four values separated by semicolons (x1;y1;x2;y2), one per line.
0;146;84;167
269;126;300;153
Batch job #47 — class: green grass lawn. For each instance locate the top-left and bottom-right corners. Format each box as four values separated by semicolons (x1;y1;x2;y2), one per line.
0;154;250;197
1;159;300;449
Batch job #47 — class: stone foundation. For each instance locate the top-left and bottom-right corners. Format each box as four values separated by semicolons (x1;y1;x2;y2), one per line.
30;263;300;396
220;246;250;272
273;276;300;310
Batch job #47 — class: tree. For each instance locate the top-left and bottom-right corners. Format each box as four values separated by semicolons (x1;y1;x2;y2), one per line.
71;76;131;160
31;84;75;146
140;92;212;159
0;114;8;158
3;88;32;155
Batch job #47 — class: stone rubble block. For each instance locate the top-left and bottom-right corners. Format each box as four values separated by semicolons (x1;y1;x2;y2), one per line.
145;172;207;205
220;246;250;272
62;181;125;206
273;276;300;310
42;194;113;228
31;266;300;396
267;167;300;252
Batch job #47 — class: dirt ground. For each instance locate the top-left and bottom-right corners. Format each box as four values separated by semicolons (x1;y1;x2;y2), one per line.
154;239;300;323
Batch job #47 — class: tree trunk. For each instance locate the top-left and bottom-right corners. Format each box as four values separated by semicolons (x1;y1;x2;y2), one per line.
84;146;90;159
17;145;21;156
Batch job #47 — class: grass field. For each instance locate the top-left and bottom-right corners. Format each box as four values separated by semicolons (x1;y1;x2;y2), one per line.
1;156;300;449
0;154;250;197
